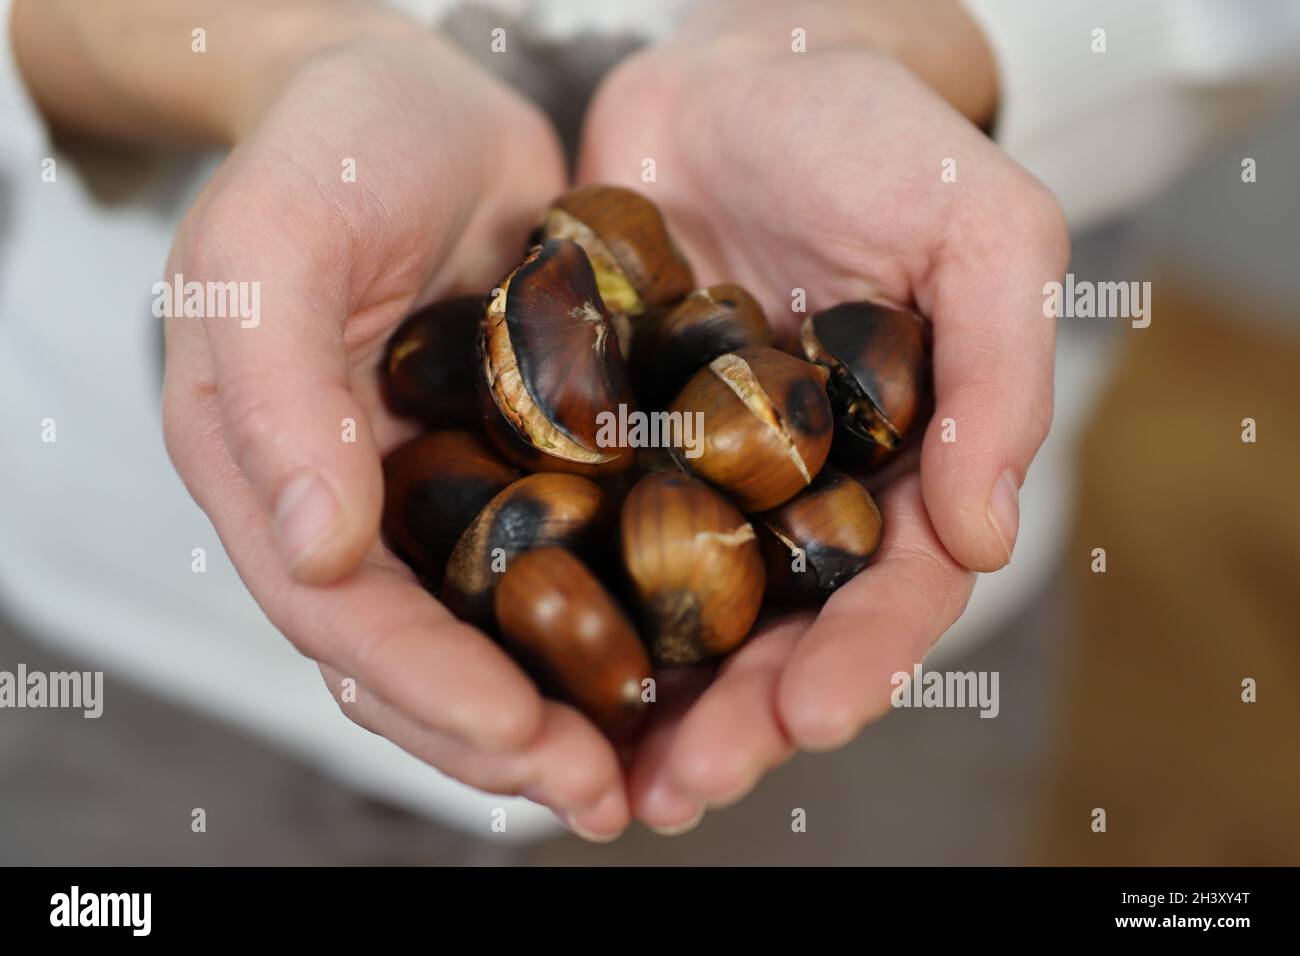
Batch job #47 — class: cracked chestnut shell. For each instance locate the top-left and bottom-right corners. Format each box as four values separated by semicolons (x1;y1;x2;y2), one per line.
667;346;833;512
382;296;484;426
631;284;772;409
620;472;764;666
442;473;609;628
479;239;637;476
755;466;882;604
799;302;928;467
542;185;694;315
381;431;519;586
495;548;651;739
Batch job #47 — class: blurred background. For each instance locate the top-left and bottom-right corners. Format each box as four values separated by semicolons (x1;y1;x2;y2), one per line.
1;3;1298;864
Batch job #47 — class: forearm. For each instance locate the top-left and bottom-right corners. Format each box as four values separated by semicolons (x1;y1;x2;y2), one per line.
672;0;999;127
10;0;413;144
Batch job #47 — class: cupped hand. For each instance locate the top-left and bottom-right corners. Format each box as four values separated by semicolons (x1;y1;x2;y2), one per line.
576;28;1069;831
161;28;630;837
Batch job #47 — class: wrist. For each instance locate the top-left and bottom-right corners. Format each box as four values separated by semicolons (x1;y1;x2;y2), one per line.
220;3;424;142
12;0;424;146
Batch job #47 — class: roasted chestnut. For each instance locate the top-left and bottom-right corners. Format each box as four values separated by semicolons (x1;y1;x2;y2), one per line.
382;296;484;426
620;472;765;665
542;185;694;315
754;466;882;603
479;239;637;476
442;473;610;628
799;302;928;467
631;284;772;409
495;548;652;738
667;346;834;512
381;431;519;585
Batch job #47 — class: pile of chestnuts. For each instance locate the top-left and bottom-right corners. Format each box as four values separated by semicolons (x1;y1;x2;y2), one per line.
381;185;930;740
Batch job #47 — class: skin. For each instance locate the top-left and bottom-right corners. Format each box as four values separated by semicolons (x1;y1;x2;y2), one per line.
575;1;1068;834
12;0;1068;841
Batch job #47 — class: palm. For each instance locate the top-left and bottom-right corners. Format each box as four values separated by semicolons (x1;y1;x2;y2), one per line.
172;51;566;452
578;48;989;337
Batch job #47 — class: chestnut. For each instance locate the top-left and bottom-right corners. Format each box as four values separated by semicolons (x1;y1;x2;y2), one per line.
799;302;929;467
542;185;694;315
667;346;834;512
620;472;764;666
631;284;772;409
478;239;637;476
381;431;520;585
442;472;609;628
382;296;484;426
754;466;882;603
495;548;652;738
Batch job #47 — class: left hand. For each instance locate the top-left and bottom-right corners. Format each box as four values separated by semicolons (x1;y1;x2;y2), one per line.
575;5;1069;832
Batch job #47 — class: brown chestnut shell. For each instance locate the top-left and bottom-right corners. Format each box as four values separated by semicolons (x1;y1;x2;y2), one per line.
495;548;652;739
620;472;765;666
631;284;772;409
543;185;694;314
479;239;636;476
755;466;882;603
382;296;485;426
667;346;833;512
381;431;520;586
442;473;610;628
799;302;928;466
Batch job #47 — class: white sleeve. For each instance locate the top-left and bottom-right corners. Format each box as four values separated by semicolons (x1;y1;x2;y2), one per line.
0;0;50;163
961;0;1300;228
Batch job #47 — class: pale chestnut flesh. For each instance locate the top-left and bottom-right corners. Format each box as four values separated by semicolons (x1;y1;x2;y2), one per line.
542;185;694;314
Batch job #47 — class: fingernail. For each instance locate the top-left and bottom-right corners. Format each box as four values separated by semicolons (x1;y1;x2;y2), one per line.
274;472;339;569
561;813;624;844
560;789;627;844
649;805;705;837
987;469;1020;563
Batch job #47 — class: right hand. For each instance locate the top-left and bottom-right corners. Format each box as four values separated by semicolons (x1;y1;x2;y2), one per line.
162;24;632;839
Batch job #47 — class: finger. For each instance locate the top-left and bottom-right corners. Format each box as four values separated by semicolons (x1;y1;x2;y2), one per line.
918;177;1069;571
777;474;976;750
322;665;630;838
170;184;385;585
163;357;544;752
627;668;713;835
659;616;808;808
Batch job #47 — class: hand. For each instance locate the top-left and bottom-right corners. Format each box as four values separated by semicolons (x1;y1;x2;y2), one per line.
576;2;1069;832
161;23;632;837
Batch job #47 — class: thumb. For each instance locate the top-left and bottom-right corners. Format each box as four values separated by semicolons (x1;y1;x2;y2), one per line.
181;206;383;585
919;188;1068;572
221;364;383;585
